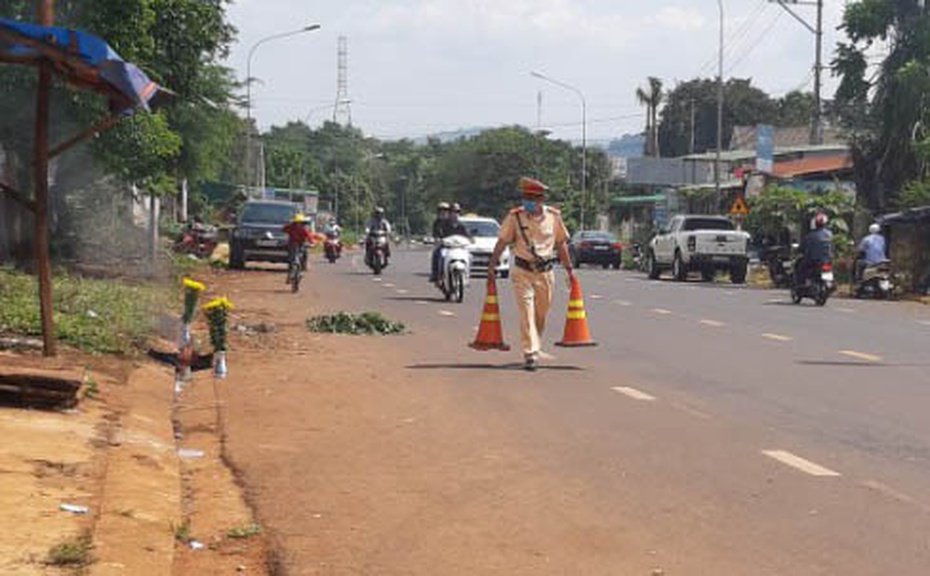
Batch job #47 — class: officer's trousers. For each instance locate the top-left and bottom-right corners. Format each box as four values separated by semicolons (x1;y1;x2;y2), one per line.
510;266;554;359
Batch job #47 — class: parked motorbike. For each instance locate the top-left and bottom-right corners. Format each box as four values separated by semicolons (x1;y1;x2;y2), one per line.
790;259;835;306
174;222;217;259
365;231;390;275
435;235;472;303
761;245;793;288
855;258;894;299
324;234;342;264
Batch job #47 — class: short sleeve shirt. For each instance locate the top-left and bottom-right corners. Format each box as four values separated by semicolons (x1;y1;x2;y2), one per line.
498;206;569;262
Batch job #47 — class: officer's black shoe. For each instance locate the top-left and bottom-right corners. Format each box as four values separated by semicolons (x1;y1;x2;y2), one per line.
523;357;538;372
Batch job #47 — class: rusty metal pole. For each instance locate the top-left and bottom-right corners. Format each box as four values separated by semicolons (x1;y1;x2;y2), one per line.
35;0;56;356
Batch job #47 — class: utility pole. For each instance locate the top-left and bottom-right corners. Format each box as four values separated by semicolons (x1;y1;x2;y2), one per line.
689;97;696;155
770;0;824;145
35;0;56;356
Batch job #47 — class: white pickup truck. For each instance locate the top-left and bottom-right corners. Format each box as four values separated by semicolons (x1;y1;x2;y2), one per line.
646;215;751;283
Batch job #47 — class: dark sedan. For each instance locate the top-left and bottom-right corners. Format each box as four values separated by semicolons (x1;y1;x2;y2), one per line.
569;231;623;269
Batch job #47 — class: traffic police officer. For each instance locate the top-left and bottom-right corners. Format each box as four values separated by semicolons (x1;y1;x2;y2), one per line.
488;177;574;371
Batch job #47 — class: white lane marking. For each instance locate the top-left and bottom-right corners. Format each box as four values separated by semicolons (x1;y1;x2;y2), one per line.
836;307;856;314
396;289;409;294
723;290;735;296
700;319;725;327
651;308;672;315
438;310;456;317
670;401;712;420
919;320;930;327
614;300;632;307
762;333;793;342
765;298;783;305
384;282;396;288
762;450;841;477
611;386;657;402
415;300;429;305
589;294;604;300
372;277;383;283
839;350;883;363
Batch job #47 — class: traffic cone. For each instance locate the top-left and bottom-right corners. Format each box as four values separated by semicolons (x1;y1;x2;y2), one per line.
556;276;597;347
469;277;510;351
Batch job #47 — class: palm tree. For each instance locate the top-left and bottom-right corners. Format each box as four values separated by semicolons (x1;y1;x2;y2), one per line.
635;77;664;157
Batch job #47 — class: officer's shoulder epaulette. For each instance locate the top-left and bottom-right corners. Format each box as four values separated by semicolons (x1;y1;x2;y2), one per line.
545;206;561;215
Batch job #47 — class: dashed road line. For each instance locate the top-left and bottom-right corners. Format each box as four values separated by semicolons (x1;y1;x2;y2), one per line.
438;310;456;317
919;320;930;327
589;294;604;300
383;282;396;288
762;333;793;342
395;289;409;294
651;308;672;315
839;350;883;363
614;300;632;307
762;450;841;477
699;319;725;327
372;277;383;283
611;386;657;402
836;307;856;314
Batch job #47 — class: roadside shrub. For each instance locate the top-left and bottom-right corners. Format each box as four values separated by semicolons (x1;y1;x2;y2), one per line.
306;312;406;335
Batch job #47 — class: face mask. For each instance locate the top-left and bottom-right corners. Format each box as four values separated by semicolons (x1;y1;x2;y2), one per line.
522;199;539;213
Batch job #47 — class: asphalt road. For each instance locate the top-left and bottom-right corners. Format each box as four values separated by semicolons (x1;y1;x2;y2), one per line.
226;246;930;575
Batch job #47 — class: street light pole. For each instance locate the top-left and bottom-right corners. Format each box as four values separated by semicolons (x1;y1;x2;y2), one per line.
716;0;724;198
530;71;587;230
245;24;321;193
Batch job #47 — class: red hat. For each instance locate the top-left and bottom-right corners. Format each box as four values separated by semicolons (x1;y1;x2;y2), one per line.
518;176;549;197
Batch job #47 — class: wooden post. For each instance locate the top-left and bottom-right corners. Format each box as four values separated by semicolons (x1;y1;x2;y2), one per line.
35;0;56;356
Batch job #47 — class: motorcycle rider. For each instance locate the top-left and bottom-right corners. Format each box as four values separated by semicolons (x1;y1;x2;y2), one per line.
325;217;342;239
431;202;474;283
282;213;315;279
796;212;833;284
429;202;452;282
365;207;392;262
855;223;887;281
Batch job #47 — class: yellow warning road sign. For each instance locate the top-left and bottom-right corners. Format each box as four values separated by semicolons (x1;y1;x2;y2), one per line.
729;195;750;216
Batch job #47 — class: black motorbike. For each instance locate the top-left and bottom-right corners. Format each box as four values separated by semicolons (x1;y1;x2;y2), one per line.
761;245;793;288
790;258;835;306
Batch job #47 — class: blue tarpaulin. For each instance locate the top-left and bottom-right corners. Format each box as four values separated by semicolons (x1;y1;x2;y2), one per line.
0;17;163;111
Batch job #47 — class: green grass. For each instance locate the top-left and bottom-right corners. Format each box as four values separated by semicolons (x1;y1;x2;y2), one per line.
226;523;262;539
307;311;406;335
173;521;192;543
0;267;170;354
46;531;93;567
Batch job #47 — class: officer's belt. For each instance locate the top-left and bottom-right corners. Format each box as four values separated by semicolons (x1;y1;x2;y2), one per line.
513;255;555;273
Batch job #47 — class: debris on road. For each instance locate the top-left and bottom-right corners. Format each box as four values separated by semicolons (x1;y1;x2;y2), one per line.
306;312;406;335
59;503;90;515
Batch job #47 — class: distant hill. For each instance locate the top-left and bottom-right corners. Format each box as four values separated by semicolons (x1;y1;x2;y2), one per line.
606;134;645;158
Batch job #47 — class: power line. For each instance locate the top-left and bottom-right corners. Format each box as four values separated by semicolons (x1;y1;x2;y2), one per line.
696;0;769;77
725;10;785;75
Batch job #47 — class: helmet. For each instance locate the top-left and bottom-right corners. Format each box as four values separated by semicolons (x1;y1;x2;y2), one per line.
437;202;450;211
869;223;880;234
374;206;385;216
813;212;828;229
292;213;308;224
451;202;461;213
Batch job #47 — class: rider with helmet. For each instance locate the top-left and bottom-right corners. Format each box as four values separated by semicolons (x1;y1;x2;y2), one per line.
365;207;393;260
855;222;887;281
797;212;833;284
430;201;472;282
325;217;342;239
282;213;315;274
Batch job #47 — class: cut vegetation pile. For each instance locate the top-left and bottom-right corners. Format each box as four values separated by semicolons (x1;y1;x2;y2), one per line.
306;312;406;335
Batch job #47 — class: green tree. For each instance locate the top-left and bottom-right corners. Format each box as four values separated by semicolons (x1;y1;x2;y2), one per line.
635;77;663;157
833;0;930;211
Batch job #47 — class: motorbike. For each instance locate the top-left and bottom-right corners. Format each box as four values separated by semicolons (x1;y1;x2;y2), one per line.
855;258;894;299
324;234;342;264
761;244;794;288
790;259;835;306
174;222;217;259
365;231;390;275
435;235;472;303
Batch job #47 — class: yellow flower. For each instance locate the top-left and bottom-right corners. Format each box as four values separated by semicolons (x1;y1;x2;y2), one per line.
183;278;206;292
203;296;234;311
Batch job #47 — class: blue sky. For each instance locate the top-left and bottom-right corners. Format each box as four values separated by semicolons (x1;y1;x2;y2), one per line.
224;0;851;143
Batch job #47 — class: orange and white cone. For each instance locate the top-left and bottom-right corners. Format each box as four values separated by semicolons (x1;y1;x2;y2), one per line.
556;276;597;347
469;277;510;351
